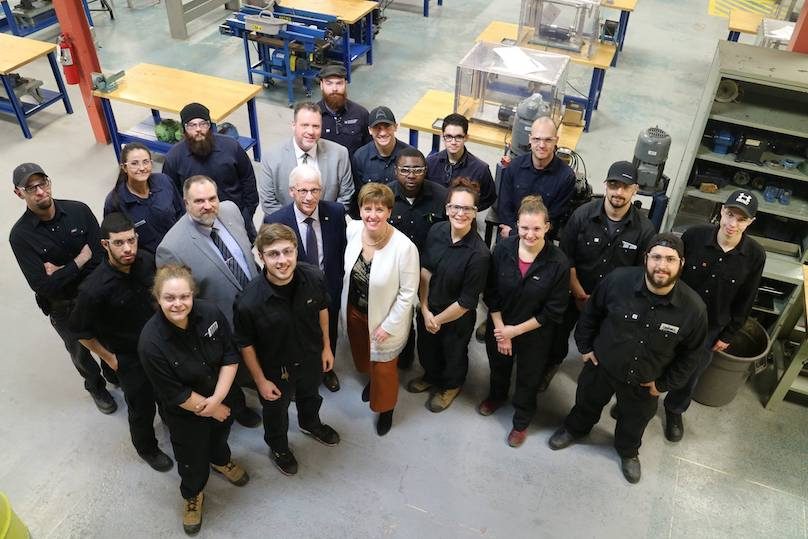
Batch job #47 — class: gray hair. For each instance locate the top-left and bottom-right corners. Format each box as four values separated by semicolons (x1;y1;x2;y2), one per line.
289;165;321;188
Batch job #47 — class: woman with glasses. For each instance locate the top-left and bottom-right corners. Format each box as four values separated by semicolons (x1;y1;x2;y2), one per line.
342;183;419;435
408;178;490;413
104;142;184;253
477;195;570;448
139;264;249;535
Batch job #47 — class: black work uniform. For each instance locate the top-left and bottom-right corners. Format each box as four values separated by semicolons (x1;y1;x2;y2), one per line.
318;99;371;157
417;222;490;389
233;263;329;452
665;225;765;414
549;199;656;366
70;252;160;456
565;267;707;457
483;236;569;430
9;199;113;394
139;300;240;499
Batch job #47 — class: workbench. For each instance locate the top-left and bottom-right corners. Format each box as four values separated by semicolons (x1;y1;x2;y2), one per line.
476;21;616;132
165;0;239;39
0;0;97;36
600;0;637;66
0;34;72;139
727;8;762;42
386;0;442;17
92;63;262;162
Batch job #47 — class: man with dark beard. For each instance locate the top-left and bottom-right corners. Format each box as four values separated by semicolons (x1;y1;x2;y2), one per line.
316;64;371;157
163;103;259;241
547;233;707;484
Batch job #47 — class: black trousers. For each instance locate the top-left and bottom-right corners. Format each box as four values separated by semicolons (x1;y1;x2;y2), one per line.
564;362;658;458
117;353;160;456
417;308;476;390
259;360;323;452
165;411;233;499
49;302;114;393
547;297;580;367
485;321;554;430
664;327;721;415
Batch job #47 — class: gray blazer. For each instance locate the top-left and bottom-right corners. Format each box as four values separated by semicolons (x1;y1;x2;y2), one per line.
259;138;354;216
155;200;259;327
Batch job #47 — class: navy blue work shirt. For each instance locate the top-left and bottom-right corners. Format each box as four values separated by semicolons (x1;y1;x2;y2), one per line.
426;148;496;211
351;139;413;190
318;99;372;157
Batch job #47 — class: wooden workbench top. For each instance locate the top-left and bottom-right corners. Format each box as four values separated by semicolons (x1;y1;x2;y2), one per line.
601;0;638;11
278;0;378;24
476;21;617;70
92;63;262;122
400;89;583;151
729;8;763;34
0;34;56;75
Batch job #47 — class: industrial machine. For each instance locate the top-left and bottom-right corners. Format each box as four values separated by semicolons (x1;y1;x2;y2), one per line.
632;126;672;230
518;0;600;58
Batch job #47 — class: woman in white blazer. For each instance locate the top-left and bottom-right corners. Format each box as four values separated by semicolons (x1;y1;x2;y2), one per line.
341;183;420;435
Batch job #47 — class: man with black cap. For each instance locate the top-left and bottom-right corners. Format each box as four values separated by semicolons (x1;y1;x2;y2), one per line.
662;189;764;442
543;161;656;390
9;162;117;414
317;63;371;157
163;102;259;241
548;233;708;484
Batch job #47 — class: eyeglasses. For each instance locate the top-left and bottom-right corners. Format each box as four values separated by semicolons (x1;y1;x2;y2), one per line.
21;178;51;194
442;134;465;143
185;120;210;130
396;166;426;175
263;246;297;260
647;254;680;265
530;136;557;145
446;203;477;215
294;188;322;196
108;235;138;247
125;159;152;168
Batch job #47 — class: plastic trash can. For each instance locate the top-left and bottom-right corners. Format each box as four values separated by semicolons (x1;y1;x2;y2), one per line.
0;492;29;539
693;318;772;407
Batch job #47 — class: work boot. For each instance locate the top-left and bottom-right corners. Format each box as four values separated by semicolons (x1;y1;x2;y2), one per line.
376;410;394;436
211;461;250;486
182;492;204;535
476;398;504;416
427;387;461;413
234;406;262;428
406;376;433;394
507;428;527;448
90;388;117;414
475;321;487;343
620;456;642;484
322;370;341;392
665;410;684;442
537;365;560;392
140;449;173;472
548;427;577;450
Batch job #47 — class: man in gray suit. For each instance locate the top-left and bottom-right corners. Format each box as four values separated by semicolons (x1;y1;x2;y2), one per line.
157;175;262;428
259;102;354;217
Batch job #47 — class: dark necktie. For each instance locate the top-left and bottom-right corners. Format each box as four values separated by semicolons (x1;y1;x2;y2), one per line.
209;227;250;288
302;152;309;164
303;217;319;267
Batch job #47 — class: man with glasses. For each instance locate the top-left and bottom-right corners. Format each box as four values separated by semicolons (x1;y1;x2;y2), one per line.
10;163;117;414
661;190;764;443
387;148;447;369
163;102;259;241
548;233;707;484
265;165;347;392
316;63;371;157
70;212;174;472
497;117;576;241
425;113;496;211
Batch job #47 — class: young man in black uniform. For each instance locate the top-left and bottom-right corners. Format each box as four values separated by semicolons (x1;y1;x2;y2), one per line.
70;213;173;472
387;148;447;369
234;223;340;476
548;234;708;483
544;161;655;390
663;189;764;442
9;163;116;414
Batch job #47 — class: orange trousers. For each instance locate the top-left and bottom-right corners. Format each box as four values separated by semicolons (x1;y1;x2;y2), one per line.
346;304;399;412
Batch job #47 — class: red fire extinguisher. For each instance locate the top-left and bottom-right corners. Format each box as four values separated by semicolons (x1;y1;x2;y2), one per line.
58;33;79;85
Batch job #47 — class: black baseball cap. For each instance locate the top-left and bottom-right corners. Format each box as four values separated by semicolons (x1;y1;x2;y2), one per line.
13;163;46;188
369;106;396;127
605;161;638;185
724;189;758;218
180;102;210;126
645;232;684;259
318;64;347;80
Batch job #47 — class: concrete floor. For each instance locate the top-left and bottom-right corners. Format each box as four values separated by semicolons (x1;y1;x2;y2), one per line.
1;0;807;537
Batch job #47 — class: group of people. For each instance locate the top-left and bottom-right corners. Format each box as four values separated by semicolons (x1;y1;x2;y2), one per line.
9;64;765;535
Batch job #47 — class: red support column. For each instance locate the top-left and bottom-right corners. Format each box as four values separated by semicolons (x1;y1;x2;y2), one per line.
52;0;109;143
788;4;808;54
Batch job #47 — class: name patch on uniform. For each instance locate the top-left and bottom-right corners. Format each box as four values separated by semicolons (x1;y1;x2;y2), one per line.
622;241;637;250
659;323;679;334
206;321;219;338
134;220;146;228
344;119;359;125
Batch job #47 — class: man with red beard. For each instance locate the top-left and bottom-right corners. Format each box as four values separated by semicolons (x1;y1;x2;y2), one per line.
316;64;371;157
163;103;259;241
548;233;707;484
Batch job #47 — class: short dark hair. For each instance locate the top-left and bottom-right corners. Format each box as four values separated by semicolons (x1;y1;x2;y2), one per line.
255;223;298;253
293;101;322;120
441;113;468;134
395;147;426;166
101;212;134;239
183;175;217;199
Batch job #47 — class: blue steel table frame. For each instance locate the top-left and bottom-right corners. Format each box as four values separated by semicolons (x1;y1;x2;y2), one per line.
727;30;741;41
0;0;94;36
0;50;73;138
340;10;373;81
422;0;442;17
609;7;631;66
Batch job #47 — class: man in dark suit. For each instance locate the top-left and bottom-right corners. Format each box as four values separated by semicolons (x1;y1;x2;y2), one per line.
265;165;347;392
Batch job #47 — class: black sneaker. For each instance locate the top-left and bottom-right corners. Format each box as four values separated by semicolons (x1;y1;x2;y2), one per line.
322;371;340;392
301;423;340;446
234;407;262;428
271;449;298;476
90;389;117;414
140;449;174;472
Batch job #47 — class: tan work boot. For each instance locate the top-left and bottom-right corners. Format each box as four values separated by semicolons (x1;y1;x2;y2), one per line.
406;376;433;394
211;460;250;486
428;387;461;413
183;492;204;535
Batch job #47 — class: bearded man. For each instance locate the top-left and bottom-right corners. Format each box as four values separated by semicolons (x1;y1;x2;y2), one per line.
316;64;371;157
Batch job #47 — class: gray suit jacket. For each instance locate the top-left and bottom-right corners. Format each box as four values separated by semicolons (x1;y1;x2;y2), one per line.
259;138;354;216
155;201;259;327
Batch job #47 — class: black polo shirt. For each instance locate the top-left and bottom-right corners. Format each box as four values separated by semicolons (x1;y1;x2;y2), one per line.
560;199;656;294
139;299;240;414
351;138;412;188
422;221;490;313
70;251;156;361
318;98;371;157
233;262;329;372
574;266;708;392
9;199;104;308
484;236;570;327
387;180;447;253
680;224;765;342
425;148;497;211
